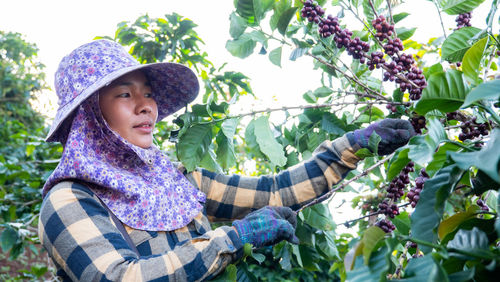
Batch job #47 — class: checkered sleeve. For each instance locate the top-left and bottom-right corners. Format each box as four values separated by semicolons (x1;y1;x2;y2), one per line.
182;135;361;221
38;182;243;281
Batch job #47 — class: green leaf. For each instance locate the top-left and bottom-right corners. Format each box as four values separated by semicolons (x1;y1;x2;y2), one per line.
253;116;287;166
411;165;465;253
414;70;470;115
0;227;18;252
236;0;257;24
225;33;257;58
441;27;482;62
438;205;480;240
391;211;411;235
392;12;410;23
269;46;282;67
447;227;495;259
289;46;309;61
177;124;212;172
408;118;446;166
442;0;486;15
396;27;417;41
362;226;386;265
301;204;336;231
402;255;449;281
462;79;500;107
386;148;410;181
367;132;381;156
229;12;247;39
315;231;340;260
254;0;275;23
277;7;297;35
200;147;223;173
314;86;333;98
449;128;500;183
216;132;236;170
321;113;346;135
462;36;488;83
425;143;462;177
346;246;391;282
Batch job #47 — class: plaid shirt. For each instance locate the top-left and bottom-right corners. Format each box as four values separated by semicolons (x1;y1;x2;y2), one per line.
38;136;360;281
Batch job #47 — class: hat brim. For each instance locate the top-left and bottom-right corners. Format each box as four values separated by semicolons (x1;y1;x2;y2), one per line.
46;62;199;142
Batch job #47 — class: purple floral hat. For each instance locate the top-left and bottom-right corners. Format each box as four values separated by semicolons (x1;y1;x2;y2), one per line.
47;39;199;142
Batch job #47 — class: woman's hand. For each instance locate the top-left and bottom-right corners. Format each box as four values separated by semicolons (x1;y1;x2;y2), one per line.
232;206;299;248
350;118;416;155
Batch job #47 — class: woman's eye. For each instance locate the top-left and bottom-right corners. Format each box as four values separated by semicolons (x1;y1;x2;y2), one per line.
145;93;153;98
118;93;130;98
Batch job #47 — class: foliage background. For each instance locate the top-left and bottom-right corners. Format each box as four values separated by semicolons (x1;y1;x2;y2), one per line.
1;0;500;281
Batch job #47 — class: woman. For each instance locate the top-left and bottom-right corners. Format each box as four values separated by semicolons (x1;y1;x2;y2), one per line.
38;39;414;281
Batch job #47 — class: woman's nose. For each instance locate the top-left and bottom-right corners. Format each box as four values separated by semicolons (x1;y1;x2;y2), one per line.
135;95;155;114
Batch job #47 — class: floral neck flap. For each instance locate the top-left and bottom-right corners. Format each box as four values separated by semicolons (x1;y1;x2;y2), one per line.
43;94;206;231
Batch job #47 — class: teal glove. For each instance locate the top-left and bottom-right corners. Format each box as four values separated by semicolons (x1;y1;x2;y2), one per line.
232;206;299;248
349;118;415;155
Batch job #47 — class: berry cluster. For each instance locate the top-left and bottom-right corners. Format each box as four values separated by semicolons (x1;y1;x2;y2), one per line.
383;61;404;82
400;67;427;100
410;115;426;134
376;219;396;233
334;28;353;49
372;15;394;41
347;37;370;62
458;117;490;142
301;0;325;24
407;169;428;208
318;15;341;38
367;51;385;70
378;200;400;218
383;38;404;56
455;12;472;30
476;199;489;211
386;162;414;201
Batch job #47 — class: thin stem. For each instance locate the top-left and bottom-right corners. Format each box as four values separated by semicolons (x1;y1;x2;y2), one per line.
340;202;410;227
432;0;447;39
195;100;405;125
296;153;395;213
307;53;389;100
386;0;398;38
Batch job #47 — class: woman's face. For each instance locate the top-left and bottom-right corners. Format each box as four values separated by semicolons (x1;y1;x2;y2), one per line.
99;70;158;149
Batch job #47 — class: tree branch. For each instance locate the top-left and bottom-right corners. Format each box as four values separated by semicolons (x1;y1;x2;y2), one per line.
296;153;395;213
306;53;390;101
432;0;447;39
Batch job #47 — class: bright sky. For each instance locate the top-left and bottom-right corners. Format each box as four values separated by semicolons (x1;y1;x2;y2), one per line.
0;0;496;231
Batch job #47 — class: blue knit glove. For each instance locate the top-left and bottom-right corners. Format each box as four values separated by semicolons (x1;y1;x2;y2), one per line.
232;206;299;248
350;119;415;155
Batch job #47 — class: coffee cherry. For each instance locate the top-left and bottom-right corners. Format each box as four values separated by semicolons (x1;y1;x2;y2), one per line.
376;219;396;233
407;169;428;208
410;115;426;134
383;38;403;56
476;199;489;211
372;15;394;41
455;12;472;30
318;15;341;38
301;0;325;24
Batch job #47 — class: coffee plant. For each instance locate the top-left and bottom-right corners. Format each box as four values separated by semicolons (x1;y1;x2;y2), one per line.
1;0;500;280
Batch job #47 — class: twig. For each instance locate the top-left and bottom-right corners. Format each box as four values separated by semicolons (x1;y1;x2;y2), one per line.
307;53;389;100
368;0;379;19
386;0;398;38
196;100;406;125
432;0;447;39
340;202;411;227
296;153;395;213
